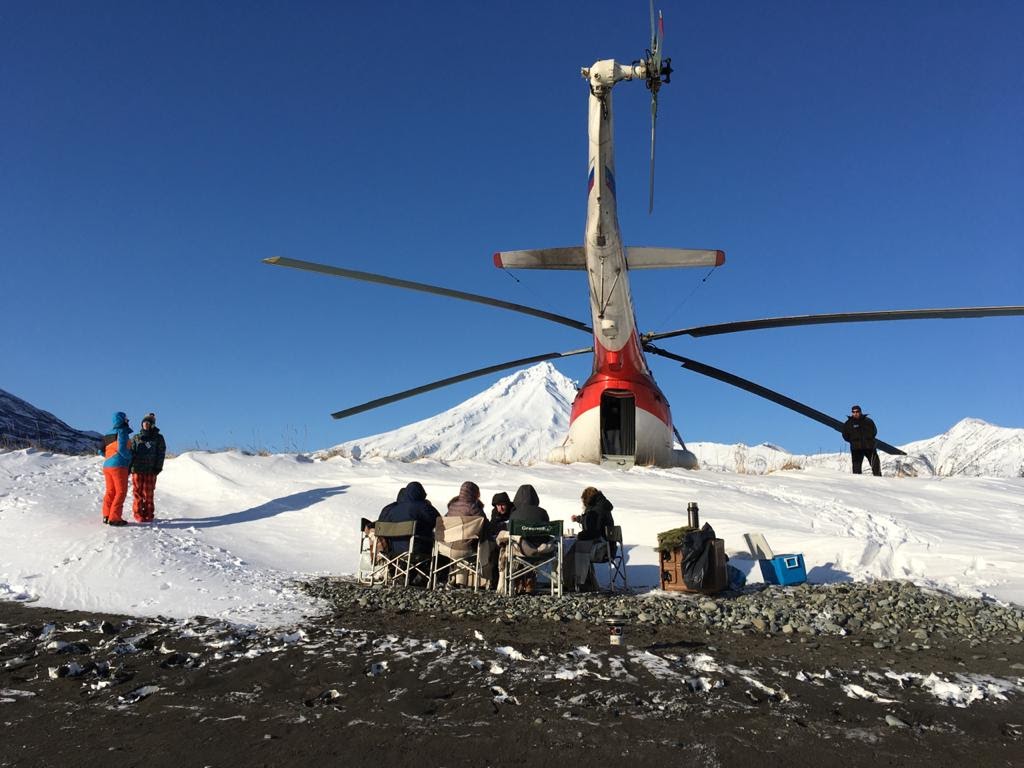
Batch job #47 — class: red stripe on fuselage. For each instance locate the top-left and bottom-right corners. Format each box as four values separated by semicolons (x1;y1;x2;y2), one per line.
569;330;672;428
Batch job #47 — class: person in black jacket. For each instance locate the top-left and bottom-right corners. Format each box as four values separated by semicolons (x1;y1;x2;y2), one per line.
129;413;166;522
477;491;514;589
575;487;615;553
487;491;514;538
502;485;553;593
377;481;440;556
509;484;550;541
565;487;616;590
841;405;881;476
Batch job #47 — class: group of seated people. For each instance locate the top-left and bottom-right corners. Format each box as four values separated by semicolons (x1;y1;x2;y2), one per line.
371;480;617;593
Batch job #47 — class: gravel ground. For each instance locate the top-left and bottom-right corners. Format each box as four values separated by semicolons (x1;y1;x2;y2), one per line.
2;579;1023;767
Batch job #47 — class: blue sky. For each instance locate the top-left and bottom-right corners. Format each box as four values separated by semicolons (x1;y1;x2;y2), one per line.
3;1;1022;455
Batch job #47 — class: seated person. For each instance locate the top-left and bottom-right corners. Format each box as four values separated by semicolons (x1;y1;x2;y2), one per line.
564;486;615;591
487;491;514;537
478;491;513;588
377;481;440;584
441;481;487;586
500;484;554;594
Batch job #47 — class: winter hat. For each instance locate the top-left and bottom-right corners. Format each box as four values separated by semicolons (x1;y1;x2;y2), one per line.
112;411;128;427
459;480;480;500
142;412;156;426
491;491;512;507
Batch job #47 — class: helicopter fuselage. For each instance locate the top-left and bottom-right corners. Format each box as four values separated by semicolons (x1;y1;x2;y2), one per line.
548;60;695;468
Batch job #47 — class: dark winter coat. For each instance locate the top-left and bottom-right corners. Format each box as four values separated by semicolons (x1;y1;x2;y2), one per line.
377;481;440;554
842;415;878;451
130;426;166;475
510;484;550;546
446;481;484;518
577;491;616;555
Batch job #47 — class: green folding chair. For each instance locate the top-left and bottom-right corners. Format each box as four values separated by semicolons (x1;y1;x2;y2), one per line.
505;519;563;597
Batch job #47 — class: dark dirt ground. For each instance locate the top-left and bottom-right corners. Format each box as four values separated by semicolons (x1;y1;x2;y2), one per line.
2;592;1023;768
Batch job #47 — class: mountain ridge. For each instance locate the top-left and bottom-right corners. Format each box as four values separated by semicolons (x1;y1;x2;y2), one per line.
0;389;101;455
322;364;1024;477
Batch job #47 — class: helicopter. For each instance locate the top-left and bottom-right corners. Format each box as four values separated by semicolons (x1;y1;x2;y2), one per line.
265;3;1023;469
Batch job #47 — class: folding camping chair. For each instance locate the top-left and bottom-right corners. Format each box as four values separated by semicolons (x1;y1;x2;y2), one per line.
356;518;380;584
505;520;563;597
372;520;433;586
429;516;486;591
598;524;628;591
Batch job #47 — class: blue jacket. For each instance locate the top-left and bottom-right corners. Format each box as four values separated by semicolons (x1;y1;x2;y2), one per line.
102;412;133;469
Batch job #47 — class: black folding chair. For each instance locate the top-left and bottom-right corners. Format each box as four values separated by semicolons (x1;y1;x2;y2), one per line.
505;520;563;597
596;524;627;591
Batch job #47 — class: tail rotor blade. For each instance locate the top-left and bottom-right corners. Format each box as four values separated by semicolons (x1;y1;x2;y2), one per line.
649;0;657;55
655;10;664;74
649;92;658;213
647;7;663;215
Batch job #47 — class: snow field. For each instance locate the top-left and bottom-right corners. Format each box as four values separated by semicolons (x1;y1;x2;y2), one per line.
2;447;1023;628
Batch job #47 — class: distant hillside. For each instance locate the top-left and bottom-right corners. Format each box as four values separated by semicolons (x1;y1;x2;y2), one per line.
689;418;1024;478
0;389;101;455
321;363;1024;477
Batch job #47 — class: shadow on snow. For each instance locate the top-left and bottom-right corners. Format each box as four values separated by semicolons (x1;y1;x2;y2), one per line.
157;485;350;529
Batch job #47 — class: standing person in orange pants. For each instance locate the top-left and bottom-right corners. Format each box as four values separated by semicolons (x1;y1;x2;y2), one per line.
101;411;133;526
130;413;166;522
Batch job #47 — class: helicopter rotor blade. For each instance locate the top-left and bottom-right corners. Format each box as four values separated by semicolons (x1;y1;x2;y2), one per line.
643;306;1024;342
644;344;906;455
264;256;592;334
330;347;593;420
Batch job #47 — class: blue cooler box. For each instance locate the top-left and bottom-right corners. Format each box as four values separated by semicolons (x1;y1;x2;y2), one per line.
758;554;807;586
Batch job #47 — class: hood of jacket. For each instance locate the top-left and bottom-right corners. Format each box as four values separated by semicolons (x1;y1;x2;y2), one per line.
458;481;480;502
512;484;539;509
404;481;427;503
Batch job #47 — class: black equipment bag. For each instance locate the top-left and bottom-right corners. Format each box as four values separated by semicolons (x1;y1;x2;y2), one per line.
682;523;717;590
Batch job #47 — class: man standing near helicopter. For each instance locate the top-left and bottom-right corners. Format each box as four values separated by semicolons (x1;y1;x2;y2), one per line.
842;405;881;476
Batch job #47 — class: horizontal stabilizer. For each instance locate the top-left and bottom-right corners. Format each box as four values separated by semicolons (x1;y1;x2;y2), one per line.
625;247;725;269
494;247;725;270
494;247;586;270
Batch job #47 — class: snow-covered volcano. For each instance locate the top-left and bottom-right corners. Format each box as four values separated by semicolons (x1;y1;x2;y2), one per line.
322;362;578;464
0;388;101;455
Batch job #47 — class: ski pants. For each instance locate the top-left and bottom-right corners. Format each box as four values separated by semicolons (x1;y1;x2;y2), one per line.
851;448;881;476
102;467;130;523
132;472;158;522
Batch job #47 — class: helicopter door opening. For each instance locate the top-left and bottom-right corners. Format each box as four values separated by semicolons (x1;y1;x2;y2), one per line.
600;390;636;466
